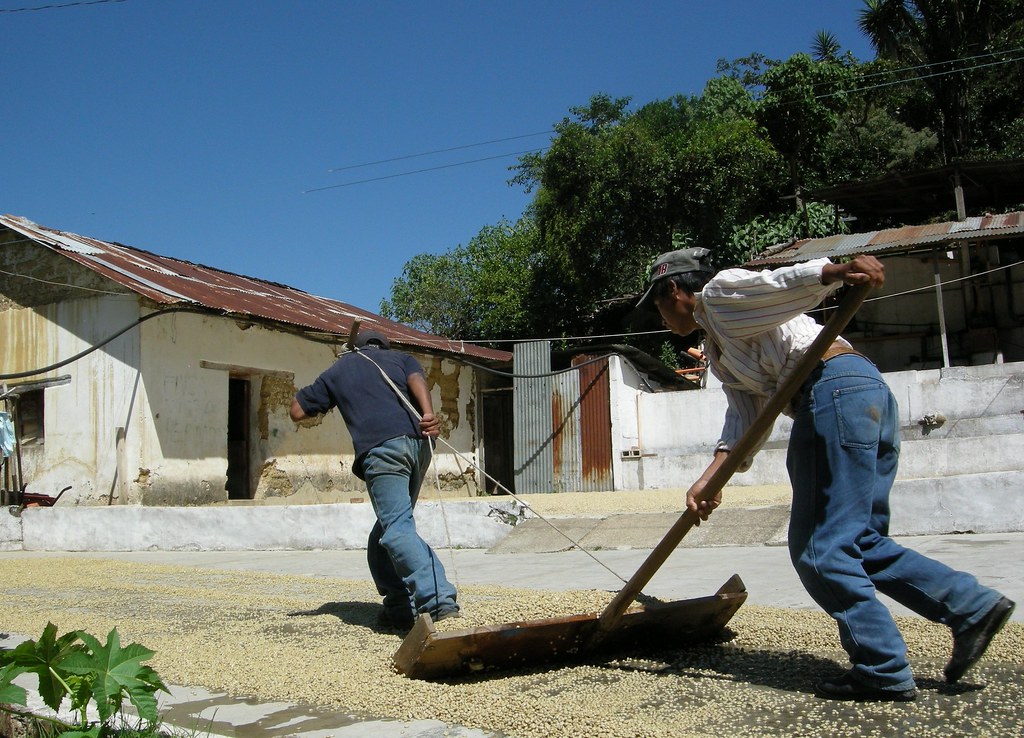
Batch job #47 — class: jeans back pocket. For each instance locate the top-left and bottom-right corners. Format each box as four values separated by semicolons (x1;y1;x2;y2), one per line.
832;383;887;449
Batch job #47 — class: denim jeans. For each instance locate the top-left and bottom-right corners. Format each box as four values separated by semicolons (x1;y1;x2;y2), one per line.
787;354;1001;690
361;435;458;620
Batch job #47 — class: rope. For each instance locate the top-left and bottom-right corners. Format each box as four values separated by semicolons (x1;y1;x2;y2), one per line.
426;435;460;590
351;347;630;586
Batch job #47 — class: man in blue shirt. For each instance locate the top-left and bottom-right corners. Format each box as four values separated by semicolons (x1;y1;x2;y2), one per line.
290;329;459;629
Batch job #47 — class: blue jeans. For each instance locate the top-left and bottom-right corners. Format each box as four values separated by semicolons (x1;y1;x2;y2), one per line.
361;435;458;620
787;354;1001;690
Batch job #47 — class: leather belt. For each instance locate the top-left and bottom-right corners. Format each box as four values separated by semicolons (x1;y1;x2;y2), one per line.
821;341;863;362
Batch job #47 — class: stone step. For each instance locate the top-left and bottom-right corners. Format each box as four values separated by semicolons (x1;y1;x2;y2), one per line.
490;469;1024;552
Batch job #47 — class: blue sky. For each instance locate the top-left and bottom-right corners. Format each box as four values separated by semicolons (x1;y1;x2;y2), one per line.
3;0;875;315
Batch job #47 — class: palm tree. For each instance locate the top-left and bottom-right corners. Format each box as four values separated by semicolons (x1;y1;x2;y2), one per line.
811;30;842;62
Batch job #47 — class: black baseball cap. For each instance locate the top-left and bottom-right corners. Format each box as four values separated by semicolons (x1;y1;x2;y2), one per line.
355;329;390;349
636;247;715;310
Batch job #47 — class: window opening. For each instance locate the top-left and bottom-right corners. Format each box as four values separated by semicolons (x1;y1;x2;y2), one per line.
17;389;44;445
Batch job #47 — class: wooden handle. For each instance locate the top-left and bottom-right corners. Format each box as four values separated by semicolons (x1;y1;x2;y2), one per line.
346;319;362;349
597;283;872;632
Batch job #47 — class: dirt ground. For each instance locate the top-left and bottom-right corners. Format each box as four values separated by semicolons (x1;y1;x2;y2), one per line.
2;556;1021;738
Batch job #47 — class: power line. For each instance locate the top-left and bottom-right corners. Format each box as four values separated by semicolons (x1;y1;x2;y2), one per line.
852;45;1024;84
442;257;1024;345
327;131;552;172
303;44;1024;191
303;148;545;193
0;0;124;12
815;52;1024;102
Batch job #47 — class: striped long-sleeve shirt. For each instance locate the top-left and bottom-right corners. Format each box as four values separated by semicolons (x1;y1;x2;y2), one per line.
693;257;844;471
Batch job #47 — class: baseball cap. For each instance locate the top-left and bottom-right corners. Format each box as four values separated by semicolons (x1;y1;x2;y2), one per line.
636;247;715;310
354;329;391;349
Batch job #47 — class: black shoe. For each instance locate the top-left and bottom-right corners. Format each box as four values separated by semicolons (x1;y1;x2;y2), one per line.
815;672;917;702
377;609;415;631
945;596;1016;684
432;606;461;622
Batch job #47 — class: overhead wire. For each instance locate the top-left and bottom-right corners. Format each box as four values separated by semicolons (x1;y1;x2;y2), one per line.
396;258;1024;373
0;0;124;12
0;266;130;296
304;46;1024;191
0;250;1019;381
0;306;202;381
327;131;553;172
813;53;1024;102
303;148;545;193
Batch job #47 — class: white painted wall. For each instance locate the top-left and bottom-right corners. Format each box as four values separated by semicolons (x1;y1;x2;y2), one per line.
5;296;483;506
611;358;1024;491
2;295;142;505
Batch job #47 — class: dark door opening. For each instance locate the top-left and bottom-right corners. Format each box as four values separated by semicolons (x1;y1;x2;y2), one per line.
482;389;514;495
226;377;252;499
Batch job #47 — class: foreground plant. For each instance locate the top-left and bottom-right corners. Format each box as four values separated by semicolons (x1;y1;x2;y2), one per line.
0;623;169;738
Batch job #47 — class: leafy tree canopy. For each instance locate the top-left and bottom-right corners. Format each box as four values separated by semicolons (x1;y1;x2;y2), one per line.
385;4;1024;349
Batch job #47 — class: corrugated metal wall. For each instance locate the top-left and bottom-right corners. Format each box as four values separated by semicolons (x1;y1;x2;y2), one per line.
574;355;613;491
513;343;613;494
551;368;582;492
513;341;554;493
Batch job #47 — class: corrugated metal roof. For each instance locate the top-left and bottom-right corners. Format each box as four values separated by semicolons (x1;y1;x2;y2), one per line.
749;211;1024;265
1;215;509;362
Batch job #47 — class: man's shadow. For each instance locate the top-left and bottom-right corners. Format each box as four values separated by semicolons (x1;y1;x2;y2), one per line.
611;635;987;698
288;601;397;633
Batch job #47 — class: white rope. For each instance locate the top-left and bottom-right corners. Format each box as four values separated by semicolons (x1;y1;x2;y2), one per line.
352;347;630;586
426;435;460;590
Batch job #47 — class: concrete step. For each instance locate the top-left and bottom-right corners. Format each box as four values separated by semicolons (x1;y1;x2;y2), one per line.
670;429;1024;488
490;469;1024;553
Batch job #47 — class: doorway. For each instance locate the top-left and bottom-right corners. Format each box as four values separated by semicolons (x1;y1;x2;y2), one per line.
481;388;514;494
226;377;252;499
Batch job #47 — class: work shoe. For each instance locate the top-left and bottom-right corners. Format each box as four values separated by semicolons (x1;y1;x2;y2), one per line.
815;672;917;702
432;606;461;623
377;608;415;632
944;596;1016;684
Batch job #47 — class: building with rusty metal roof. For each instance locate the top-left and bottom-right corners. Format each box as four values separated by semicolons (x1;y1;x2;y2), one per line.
0;214;508;363
1;215;511;507
748;211;1024;372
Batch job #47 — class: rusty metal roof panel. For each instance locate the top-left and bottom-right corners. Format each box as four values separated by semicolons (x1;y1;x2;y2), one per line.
1;215;510;362
749;210;1024;265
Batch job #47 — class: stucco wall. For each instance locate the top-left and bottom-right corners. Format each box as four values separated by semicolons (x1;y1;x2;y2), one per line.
134;311;482;505
3;290;482;506
611;358;1024;491
1;296;142;505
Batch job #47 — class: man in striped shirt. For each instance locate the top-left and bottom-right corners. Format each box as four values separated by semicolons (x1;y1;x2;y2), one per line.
638;248;1014;702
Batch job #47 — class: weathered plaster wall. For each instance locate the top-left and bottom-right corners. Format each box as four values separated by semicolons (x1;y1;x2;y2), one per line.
2;250;483;506
135;311;482;505
1;294;142;506
0;236;129;310
611;359;1024;491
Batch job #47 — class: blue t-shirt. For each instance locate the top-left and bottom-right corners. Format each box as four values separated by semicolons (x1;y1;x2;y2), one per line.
295;348;425;475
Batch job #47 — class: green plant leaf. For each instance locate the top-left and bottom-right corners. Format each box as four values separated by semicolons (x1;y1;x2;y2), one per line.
0;663;28;706
57;725;101;738
0;622;84;713
60;629;167;724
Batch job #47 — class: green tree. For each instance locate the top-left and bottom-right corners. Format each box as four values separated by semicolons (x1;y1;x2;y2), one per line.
384;13;1023;343
512;90;784;334
857;0;1016;160
756;53;857;204
381;217;539;341
380;251;473;337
